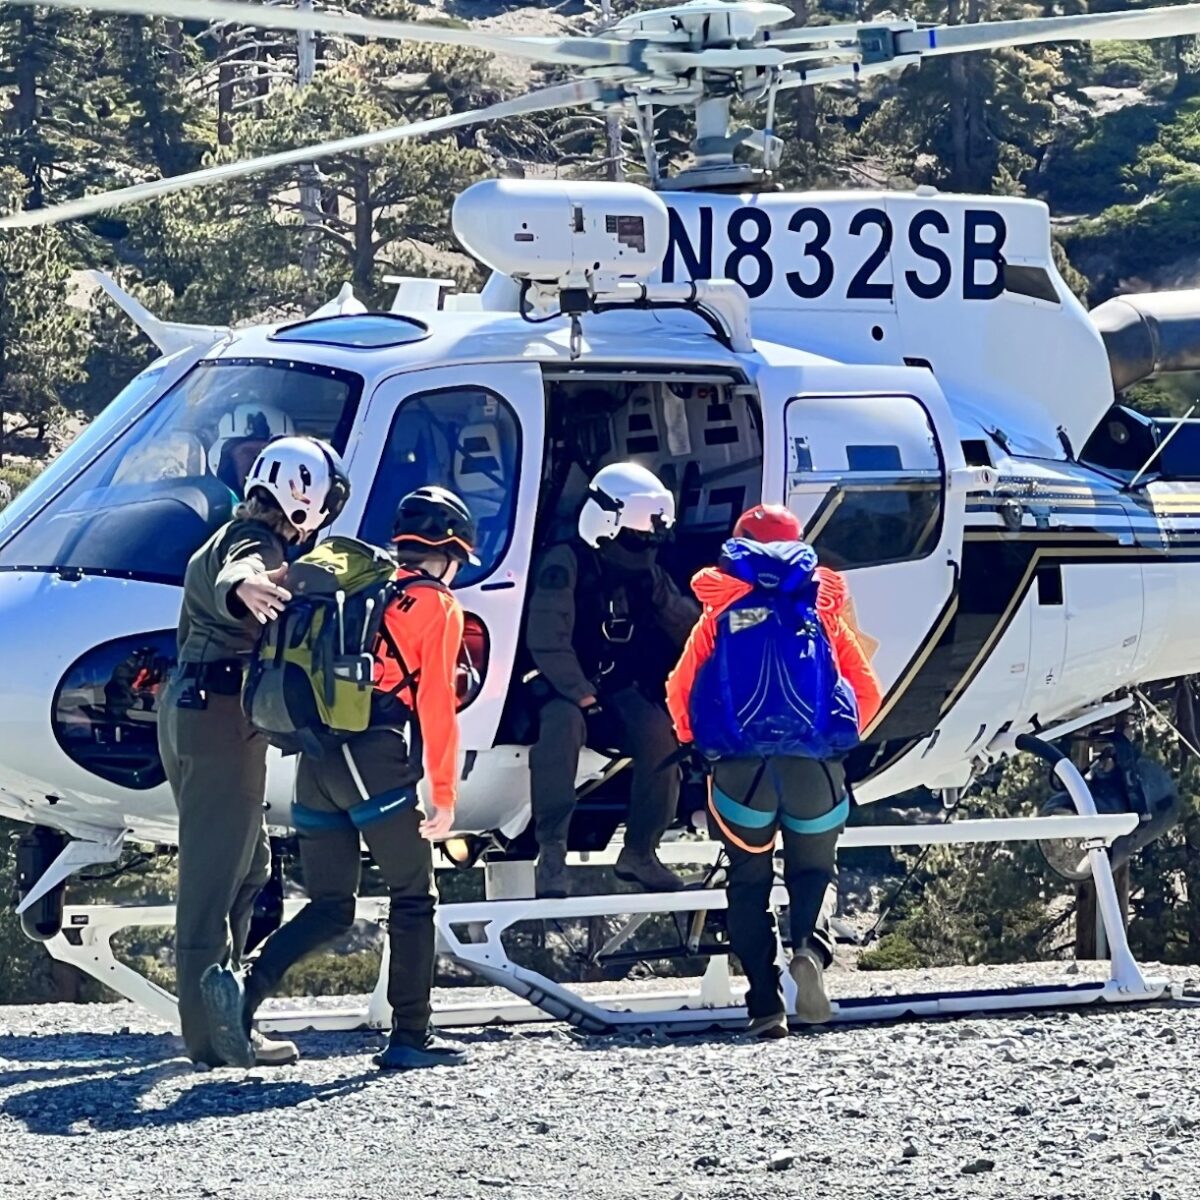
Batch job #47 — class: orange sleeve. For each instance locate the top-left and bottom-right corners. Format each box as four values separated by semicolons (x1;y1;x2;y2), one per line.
819;610;883;732
665;610;717;744
379;587;464;810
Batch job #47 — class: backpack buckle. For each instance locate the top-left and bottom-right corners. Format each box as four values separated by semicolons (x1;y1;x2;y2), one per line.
728;607;769;633
602;613;635;644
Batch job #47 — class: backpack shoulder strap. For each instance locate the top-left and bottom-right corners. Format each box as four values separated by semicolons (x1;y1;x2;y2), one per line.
374;573;452;704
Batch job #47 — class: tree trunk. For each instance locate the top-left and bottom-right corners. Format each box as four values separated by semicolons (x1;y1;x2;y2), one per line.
216;29;235;146
947;0;970;190
166;18;183;72
785;0;818;145
1174;37;1200;98
255;45;270;116
353;164;374;294
14;9;42;207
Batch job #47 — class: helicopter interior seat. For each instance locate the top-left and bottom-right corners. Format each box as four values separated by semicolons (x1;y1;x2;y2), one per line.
206;403;297;498
452;419;512;563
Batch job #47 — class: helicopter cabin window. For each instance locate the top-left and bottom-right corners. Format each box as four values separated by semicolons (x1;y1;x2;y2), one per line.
0;359;361;584
270;313;430;349
538;373;762;584
52;630;178;791
784;394;943;570
358;386;520;588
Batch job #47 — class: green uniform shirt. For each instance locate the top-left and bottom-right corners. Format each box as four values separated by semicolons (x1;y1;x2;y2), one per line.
525;542;699;703
176;518;288;664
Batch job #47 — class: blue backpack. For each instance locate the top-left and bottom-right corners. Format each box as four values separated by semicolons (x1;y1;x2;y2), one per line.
689;539;861;761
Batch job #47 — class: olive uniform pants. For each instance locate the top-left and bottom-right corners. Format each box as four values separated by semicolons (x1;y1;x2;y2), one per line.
245;728;436;1034
710;757;848;1021
530;686;679;852
158;678;271;1065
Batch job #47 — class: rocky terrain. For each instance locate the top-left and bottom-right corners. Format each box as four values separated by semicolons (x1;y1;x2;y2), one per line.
0;961;1197;1200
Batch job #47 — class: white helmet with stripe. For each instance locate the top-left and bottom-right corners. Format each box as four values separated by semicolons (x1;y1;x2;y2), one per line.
245;436;350;537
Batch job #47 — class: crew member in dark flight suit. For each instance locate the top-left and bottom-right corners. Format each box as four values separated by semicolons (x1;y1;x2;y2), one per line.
525;462;699;898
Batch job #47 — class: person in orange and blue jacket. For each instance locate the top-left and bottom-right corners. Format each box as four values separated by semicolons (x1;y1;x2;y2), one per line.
200;486;475;1072
666;503;881;1037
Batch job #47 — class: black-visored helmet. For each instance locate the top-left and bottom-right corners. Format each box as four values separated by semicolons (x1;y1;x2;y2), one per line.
391;485;480;565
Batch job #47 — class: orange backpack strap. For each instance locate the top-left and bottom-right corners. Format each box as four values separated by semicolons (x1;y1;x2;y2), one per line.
374;575;451;705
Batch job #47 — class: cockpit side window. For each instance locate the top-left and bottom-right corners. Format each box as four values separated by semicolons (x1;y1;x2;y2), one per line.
0;358;362;584
785;394;944;570
358;386;521;587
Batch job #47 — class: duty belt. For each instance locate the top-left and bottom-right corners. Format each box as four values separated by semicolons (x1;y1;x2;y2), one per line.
178;659;244;694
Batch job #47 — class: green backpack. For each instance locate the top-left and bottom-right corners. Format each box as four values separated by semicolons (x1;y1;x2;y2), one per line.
242;535;437;756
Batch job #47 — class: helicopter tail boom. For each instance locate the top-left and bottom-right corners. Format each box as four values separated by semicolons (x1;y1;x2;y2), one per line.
1089;289;1200;392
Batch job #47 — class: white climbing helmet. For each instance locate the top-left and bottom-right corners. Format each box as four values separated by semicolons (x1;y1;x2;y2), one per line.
578;462;676;549
245;436;350;537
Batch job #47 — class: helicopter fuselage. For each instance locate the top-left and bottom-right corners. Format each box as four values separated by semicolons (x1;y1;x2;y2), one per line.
0;187;1196;851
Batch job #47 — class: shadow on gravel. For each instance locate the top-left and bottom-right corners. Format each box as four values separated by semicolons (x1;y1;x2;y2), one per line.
1;1057;377;1136
0;1031;180;1065
565;1026;838;1051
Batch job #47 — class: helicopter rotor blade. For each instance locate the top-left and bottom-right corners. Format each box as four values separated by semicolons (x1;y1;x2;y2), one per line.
1;0;634;69
0;79;607;230
773;2;1200;92
892;3;1200;57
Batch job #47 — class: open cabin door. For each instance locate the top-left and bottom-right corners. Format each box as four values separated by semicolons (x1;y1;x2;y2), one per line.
340;362;545;755
759;377;965;748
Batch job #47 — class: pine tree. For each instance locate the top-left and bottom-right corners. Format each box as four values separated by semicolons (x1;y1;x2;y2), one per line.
0;168;89;458
0;8;129;209
854;0;1063;193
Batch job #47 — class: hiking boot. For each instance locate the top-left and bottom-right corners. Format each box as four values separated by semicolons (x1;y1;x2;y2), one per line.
789;947;833;1025
614;847;683;893
250;1028;300;1066
748;1012;788;1040
199;964;255;1069
536;843;569;899
374;1028;468;1071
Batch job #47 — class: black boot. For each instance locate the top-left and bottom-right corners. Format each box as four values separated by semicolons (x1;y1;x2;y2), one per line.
614;846;683;892
198;965;255;1068
375;1027;467;1070
536;843;569;898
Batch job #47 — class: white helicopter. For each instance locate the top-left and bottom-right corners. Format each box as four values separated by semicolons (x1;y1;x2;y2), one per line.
1;0;1199;1034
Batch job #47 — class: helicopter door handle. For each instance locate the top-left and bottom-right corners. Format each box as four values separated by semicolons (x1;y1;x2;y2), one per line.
480;580;516;592
949;466;999;494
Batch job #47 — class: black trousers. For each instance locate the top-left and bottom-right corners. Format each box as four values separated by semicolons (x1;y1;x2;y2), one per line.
245;729;436;1033
529;686;679;853
710;757;848;1021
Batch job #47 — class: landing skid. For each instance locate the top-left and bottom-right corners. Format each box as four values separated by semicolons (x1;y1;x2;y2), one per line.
44;810;1175;1037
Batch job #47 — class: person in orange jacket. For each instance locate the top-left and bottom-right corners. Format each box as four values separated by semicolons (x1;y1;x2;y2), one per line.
200;486;476;1072
666;503;882;1036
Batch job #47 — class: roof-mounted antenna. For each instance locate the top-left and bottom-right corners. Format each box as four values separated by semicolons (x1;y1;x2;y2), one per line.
307;282;367;319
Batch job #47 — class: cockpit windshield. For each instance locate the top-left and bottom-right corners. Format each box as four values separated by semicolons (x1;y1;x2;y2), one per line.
0;358;361;584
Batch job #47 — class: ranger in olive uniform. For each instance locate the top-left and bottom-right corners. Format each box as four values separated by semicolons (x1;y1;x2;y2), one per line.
200;486;478;1073
158;435;348;1066
526;463;698;897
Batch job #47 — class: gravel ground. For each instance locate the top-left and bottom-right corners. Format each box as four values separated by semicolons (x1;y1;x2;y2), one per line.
1;962;1198;1200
